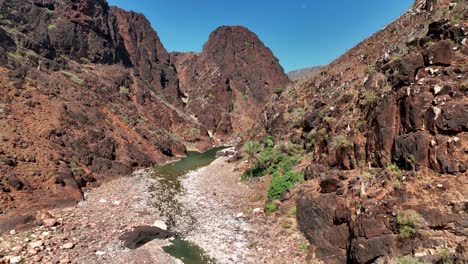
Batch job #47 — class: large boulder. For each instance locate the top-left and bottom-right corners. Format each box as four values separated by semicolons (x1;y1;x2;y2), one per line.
297;191;350;263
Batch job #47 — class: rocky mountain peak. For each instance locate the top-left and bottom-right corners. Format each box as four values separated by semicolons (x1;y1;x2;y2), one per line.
171;25;289;136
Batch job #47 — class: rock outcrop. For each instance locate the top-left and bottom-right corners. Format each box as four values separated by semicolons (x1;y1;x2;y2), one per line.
252;0;467;263
171;26;290;137
0;0;201;231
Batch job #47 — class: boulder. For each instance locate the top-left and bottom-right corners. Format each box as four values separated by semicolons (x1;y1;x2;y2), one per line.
320;177;340;194
424;40;453;66
119;226;174;249
6;175;24;190
393;132;431;169
297;191;350;263
303;163;328;181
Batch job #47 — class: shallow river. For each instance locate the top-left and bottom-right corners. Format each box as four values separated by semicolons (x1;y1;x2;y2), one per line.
150;147;225;263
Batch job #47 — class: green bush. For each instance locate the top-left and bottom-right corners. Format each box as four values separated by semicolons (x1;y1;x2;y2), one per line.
330;135;353;149
183;127;200;142
396;256;425;264
397;210;424;238
122;116;130;124
242;146;298;179
61;70;84;86
265;203;278;212
361;90;379;105
263;135;275;148
119;86;130;96
299;242;309;251
268;171;303;199
365;66;377;75
274;87;283;95
323;116;336;125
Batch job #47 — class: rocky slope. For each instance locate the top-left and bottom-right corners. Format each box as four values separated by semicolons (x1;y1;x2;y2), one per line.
170;26;290;137
0;0;287;232
249;0;467;263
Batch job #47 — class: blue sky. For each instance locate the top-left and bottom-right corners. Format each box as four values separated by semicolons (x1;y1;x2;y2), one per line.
107;0;413;72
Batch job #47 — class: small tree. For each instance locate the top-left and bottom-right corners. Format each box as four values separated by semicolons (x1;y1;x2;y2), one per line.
243;141;260;178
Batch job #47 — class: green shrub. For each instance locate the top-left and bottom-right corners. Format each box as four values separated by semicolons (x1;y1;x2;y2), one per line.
268;171;303;199
292;107;305;124
361;90;379;105
365;66;377;75
389;163;403;175
330;135;353;149
122;116;130;124
263;135;275;148
240;90;248;100
323;116;336;125
265;203;278;212
356;120;365;129
80;57;90;64
7;51;22;60
274;87;283;95
317;127;328;137
48;24;57;30
396;256;425;264
299;242;309;251
61;70;84;86
119;86;130;96
242;147;300;179
278;142;304;156
397;210;424;238
438;247;454;264
183;127;200;142
288;206;297;215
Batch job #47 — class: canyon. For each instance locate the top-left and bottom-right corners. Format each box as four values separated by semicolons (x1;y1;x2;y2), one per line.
0;0;467;263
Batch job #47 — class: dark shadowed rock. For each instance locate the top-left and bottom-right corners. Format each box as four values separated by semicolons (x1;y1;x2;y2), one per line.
119;226;174;249
6;175;24;190
319;177;340;194
424;40;453;66
297;191;349;263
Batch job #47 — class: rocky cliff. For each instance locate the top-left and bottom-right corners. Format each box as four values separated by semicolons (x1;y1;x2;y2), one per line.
171;26;290;137
250;0;467;263
0;0;287;232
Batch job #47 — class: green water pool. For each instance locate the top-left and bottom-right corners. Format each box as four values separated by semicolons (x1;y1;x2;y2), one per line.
150;147;226;263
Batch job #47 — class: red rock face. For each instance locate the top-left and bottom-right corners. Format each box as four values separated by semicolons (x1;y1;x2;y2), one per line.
0;0;288;231
0;0;213;231
171;26;290;137
109;7;181;105
257;0;467;262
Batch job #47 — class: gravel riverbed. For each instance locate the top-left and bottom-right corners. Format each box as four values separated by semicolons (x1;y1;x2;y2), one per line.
0;157;308;264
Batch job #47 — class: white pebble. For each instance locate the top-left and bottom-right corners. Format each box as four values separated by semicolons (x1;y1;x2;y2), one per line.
9;256;22;264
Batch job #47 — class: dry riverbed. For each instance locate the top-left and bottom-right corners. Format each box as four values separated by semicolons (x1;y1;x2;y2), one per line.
0;157;308;264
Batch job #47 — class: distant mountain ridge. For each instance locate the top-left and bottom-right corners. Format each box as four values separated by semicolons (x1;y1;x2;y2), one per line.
287;66;322;81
